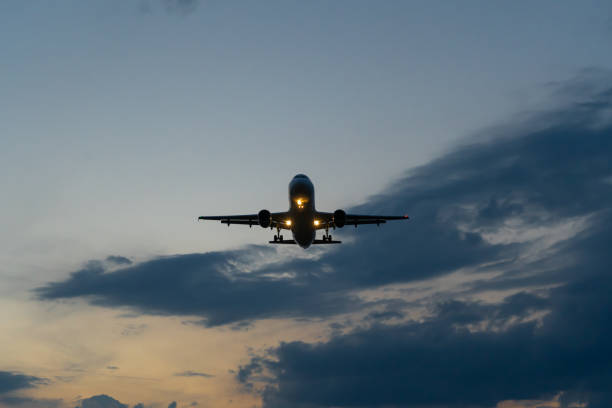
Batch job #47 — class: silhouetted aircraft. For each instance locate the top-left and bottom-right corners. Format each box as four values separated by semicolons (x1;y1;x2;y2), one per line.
198;174;409;248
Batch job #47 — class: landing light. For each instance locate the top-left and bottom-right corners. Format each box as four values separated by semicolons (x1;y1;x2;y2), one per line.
297;199;302;205
314;220;320;226
286;220;292;226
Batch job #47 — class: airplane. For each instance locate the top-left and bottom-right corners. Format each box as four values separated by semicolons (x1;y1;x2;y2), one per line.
198;174;409;249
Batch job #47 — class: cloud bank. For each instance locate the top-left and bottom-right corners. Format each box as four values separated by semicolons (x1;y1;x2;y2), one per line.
36;74;612;407
236;78;612;407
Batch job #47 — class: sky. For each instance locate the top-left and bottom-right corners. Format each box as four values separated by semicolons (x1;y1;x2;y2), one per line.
1;1;612;407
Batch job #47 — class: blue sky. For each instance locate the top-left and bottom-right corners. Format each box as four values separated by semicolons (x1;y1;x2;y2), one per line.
1;1;612;407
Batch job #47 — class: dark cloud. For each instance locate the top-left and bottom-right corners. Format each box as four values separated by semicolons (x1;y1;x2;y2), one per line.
242;210;612;407
0;396;62;408
432;291;549;329
75;394;127;408
230;320;254;331
236;356;268;392
235;78;612;408
35;248;363;327
0;371;47;394
35;74;612;406
73;395;177;408
36;78;612;326
364;309;404;322
242;252;612;408
174;371;214;378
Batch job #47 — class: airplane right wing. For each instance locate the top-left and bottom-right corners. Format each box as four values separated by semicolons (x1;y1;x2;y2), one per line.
198;212;290;229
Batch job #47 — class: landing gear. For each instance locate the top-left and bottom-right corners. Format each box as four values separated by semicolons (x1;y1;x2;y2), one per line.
322;226;332;242
273;227;283;242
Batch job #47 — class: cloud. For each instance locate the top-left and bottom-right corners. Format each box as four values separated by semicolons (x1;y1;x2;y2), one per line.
233;76;612;408
36;74;612;327
105;256;132;266
73;395;179;408
35;248;363;327
0;396;62;408
242;251;612;408
75;394;127;408
240;208;612;407
0;371;47;394
236;357;266;391
121;324;147;336
174;371;214;378
35;73;612;406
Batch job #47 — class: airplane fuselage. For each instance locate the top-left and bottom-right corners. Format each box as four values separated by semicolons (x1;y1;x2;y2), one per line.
287;174;317;248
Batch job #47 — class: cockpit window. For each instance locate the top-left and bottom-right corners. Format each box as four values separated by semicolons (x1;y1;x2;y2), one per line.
294;174;308;179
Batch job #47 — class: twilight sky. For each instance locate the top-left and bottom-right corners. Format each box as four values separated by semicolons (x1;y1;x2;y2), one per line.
2;1;612;407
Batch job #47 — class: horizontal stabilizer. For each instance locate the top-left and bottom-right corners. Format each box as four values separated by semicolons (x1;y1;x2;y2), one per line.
312;239;342;244
268;239;297;244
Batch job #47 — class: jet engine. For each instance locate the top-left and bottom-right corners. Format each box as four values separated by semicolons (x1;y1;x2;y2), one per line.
333;209;346;228
258;209;271;228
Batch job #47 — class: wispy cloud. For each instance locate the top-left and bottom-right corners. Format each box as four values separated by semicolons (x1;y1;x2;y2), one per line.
174;370;214;378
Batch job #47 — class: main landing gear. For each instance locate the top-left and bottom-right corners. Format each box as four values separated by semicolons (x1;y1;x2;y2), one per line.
273;227;284;242
321;226;333;242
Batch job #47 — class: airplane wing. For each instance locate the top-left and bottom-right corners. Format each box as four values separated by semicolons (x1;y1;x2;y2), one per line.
316;212;409;229
198;212;290;228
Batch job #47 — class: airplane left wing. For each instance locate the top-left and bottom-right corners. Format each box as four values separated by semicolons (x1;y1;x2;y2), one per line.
316;212;409;229
343;213;409;226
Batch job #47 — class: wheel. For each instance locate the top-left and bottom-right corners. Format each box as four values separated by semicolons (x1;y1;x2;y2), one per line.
280;235;284;241
329;235;332;241
273;235;278;242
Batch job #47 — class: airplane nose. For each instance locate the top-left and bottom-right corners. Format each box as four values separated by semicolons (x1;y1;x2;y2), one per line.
291;184;309;196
